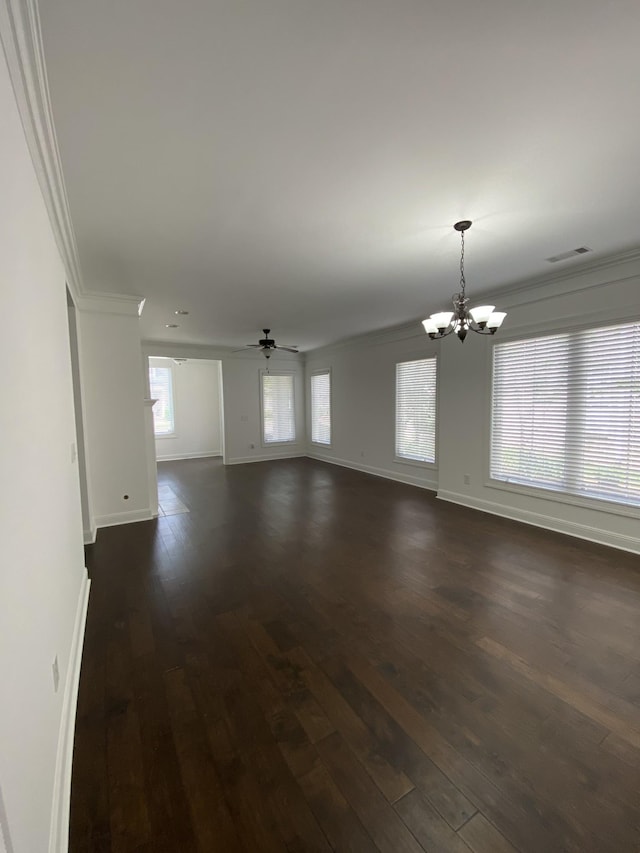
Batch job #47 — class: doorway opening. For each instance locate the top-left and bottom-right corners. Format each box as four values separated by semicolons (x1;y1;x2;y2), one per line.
147;356;224;515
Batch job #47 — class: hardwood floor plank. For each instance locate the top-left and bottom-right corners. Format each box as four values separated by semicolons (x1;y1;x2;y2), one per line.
322;651;477;830
476;635;640;749
458;812;518;853
316;732;425;853
298;762;379;853
394;789;473;853
163;667;245;852
289;646;415;803
105;622;151;853
131;656;198;850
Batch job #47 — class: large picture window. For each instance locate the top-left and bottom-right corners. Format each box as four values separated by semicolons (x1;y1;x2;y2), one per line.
491;321;640;508
261;372;296;444
149;364;175;437
311;370;331;445
395;357;437;464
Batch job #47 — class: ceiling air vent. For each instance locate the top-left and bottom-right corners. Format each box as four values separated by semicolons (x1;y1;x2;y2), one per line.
546;247;592;263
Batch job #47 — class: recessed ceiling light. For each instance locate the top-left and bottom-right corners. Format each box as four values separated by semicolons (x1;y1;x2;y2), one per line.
175;309;189;315
166;323;179;328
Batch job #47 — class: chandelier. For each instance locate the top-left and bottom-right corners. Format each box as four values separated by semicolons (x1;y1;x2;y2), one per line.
422;220;506;342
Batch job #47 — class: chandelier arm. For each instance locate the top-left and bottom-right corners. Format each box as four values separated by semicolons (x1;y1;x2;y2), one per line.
429;323;457;340
469;324;497;336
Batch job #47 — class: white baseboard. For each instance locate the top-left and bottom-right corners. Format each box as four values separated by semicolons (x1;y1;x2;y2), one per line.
226;452;305;465
306;451;438;492
437;490;640;555
82;525;96;545
95;508;154;529
48;571;91;853
156;451;222;462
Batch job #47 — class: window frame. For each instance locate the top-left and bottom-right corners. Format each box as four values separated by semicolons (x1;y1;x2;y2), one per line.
260;369;297;447
487;319;640;519
310;368;332;447
149;361;177;439
394;354;438;469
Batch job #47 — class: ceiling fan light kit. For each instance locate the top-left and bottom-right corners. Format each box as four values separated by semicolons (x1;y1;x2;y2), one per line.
422;221;507;342
235;329;299;359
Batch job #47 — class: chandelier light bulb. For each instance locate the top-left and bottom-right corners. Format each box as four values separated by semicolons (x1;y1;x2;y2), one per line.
487;311;507;329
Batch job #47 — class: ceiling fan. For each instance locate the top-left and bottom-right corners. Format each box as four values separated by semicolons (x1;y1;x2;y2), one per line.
235;329;299;359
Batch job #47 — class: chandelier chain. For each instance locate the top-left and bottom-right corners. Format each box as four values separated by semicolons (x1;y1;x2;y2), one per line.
459;230;466;296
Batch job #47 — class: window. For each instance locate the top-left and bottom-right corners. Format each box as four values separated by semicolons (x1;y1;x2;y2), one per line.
491;321;640;508
261;372;296;444
149;364;175;436
311;370;331;445
395;357;437;463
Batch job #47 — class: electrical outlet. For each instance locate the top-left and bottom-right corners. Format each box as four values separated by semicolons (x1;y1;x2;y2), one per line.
250;443;255;449
52;656;59;693
240;414;249;422
463;474;471;485
360;450;365;458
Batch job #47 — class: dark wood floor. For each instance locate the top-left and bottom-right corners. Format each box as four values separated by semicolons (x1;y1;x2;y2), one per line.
71;457;640;852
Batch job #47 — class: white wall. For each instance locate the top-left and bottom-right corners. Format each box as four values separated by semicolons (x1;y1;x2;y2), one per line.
306;254;640;553
76;307;152;529
0;42;87;853
150;357;222;460
305;329;439;490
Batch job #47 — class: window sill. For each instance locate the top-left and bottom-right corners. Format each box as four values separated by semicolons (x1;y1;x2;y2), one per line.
394;456;437;470
485;478;640;521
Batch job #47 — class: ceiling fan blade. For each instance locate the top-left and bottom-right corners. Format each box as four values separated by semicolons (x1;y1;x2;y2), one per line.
244;344;262;348
274;345;299;353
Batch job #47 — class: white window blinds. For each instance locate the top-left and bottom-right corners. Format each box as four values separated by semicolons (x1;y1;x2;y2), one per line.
149;365;175;436
262;373;296;444
395;358;437;463
311;371;331;445
492;321;640;508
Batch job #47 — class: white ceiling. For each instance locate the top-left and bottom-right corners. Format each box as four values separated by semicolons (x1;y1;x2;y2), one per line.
39;0;640;351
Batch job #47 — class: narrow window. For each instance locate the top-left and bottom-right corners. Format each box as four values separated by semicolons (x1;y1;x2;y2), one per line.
262;373;296;444
149;365;175;436
311;370;331;445
395;358;437;463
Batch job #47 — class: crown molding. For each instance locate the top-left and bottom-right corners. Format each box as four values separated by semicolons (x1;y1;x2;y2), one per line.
143;340;235;359
0;0;85;299
0;0;140;312
478;246;640;308
74;291;144;316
